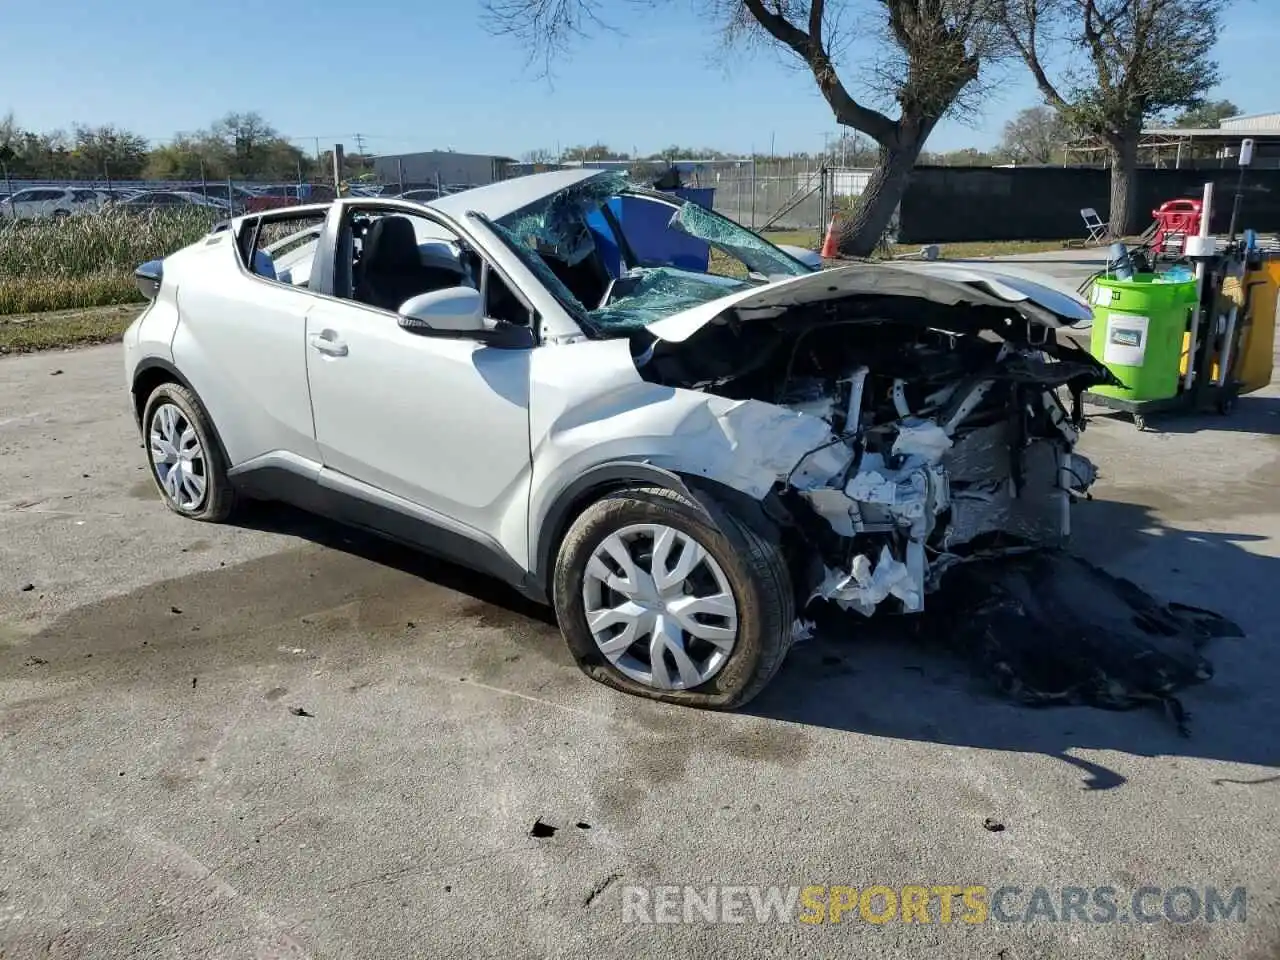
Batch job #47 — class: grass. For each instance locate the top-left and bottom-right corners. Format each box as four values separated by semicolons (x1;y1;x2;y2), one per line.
0;303;144;354
0;208;218;315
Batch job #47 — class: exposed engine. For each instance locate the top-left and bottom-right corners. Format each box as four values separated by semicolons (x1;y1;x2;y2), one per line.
639;300;1114;618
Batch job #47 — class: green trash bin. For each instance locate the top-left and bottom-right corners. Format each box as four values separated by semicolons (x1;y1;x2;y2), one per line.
1088;274;1198;402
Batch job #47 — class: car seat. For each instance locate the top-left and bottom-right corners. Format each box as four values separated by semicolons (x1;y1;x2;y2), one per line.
355;215;463;312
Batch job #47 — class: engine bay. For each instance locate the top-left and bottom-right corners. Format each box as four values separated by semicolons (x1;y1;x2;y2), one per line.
636;296;1119;618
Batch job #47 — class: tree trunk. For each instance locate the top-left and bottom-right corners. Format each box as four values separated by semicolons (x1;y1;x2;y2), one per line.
835;135;925;258
1106;133;1140;238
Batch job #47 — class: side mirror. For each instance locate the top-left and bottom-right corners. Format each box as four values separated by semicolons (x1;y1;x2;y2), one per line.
398;286;485;333
397;286;535;349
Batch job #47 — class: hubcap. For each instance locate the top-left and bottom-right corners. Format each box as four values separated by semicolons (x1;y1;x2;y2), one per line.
148;403;207;511
582;524;739;691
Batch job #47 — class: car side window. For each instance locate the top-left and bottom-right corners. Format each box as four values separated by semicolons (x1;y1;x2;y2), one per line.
238;212;328;287
342;209;475;313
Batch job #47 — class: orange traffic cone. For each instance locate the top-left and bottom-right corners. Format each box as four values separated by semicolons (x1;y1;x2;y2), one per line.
820;214;840;259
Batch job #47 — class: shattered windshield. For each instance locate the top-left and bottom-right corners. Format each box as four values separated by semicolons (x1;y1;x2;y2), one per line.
479;172;811;336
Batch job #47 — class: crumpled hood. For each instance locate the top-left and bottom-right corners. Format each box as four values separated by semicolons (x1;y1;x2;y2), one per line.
644;260;1094;344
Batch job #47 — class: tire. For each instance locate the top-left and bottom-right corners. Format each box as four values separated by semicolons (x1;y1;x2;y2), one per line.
552;485;794;709
141;382;236;522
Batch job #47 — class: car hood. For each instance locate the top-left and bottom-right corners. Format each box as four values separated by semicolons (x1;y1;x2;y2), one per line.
643;260;1093;344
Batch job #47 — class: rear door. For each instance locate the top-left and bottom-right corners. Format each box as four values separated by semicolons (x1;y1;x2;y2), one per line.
169;208;331;468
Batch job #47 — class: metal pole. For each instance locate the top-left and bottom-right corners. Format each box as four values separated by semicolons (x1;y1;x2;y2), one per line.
398;158;405;194
200;160;207;199
2;164;13;219
1183;181;1214;391
750;156;757;230
737;162;743;223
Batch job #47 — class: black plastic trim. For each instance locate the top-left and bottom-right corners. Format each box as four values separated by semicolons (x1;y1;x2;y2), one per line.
230;461;541;602
530;461;700;596
130;358;240;483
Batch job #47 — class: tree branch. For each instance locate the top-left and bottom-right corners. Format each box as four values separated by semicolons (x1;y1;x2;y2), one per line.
741;0;897;144
1006;0;1070;112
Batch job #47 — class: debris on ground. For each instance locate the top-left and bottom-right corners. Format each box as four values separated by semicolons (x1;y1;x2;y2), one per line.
24;656;48;667
529;819;558;838
20;583;34;592
917;550;1242;734
289;707;313;717
983;818;1006;833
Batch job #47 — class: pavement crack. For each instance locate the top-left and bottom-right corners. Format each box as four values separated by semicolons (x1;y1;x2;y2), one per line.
582;871;623;909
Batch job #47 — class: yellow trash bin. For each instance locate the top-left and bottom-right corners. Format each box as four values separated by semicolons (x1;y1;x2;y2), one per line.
1236;259;1279;395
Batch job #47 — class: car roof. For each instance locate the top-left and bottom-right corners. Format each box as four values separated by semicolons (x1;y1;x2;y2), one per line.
427;169;605;222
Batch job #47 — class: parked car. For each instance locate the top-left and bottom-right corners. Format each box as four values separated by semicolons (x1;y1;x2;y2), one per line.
0;187;103;219
244;183;337;213
122;169;1114;708
186;184;257;213
398;188;446;204
113;190;227;212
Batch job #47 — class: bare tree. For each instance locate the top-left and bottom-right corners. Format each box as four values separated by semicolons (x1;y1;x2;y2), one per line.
1001;0;1230;235
482;0;1008;256
998;105;1070;164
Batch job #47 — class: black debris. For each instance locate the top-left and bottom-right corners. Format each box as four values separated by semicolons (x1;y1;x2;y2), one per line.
20;583;34;592
444;885;452;893
983;818;1005;833
289;707;313;717
23;656;47;667
920;550;1241;734
576;821;592;830
191;677;198;689
406;621;416;629
169;606;182;615
49;369;62;376
529;819;557;839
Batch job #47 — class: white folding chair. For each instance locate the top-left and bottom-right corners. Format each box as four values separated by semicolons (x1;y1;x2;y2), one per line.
1080;207;1109;245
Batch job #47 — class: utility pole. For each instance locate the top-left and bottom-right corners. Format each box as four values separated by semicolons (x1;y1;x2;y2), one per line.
354;132;366;156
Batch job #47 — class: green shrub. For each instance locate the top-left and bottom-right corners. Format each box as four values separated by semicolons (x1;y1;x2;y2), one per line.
0;208;218;315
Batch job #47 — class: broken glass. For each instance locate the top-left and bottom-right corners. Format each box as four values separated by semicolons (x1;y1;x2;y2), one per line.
590;267;749;331
669;200;811;279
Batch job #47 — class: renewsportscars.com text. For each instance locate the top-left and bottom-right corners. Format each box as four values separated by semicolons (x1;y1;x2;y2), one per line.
621;884;1247;925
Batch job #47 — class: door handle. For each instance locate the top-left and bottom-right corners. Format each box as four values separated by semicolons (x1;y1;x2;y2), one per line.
309;332;348;357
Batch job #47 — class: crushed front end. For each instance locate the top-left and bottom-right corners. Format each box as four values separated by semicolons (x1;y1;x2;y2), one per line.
636;269;1121;619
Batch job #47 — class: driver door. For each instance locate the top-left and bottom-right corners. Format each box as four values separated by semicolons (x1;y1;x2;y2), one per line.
303;208;535;562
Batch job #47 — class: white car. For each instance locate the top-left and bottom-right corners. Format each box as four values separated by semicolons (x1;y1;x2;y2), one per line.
0;186;103;219
122;169;1116;707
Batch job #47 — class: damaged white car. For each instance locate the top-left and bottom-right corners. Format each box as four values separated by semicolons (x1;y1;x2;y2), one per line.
123;169;1118;707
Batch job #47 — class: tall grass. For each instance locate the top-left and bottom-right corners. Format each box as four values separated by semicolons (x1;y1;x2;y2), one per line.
0;208;218;315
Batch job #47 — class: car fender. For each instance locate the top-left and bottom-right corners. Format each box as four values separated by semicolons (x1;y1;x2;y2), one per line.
526;337;827;589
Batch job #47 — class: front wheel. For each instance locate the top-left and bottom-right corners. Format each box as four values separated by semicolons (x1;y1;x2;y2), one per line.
552;486;794;709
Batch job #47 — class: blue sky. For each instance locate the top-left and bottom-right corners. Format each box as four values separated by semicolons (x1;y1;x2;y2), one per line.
2;0;1275;159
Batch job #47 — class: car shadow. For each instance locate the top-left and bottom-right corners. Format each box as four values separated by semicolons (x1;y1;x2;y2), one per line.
1086;391;1280;436
747;493;1280;789
230;500;557;627
232;496;1277;792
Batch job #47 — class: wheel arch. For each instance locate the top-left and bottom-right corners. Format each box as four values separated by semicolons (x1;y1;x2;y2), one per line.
531;461;784;597
130;358;234;469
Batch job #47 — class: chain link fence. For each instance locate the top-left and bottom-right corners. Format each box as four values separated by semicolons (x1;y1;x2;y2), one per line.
702;162;877;235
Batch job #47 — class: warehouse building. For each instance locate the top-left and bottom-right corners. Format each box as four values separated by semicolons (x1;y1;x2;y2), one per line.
371;150;516;190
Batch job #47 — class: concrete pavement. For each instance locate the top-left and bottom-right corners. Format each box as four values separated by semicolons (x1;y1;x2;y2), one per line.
2;343;1278;959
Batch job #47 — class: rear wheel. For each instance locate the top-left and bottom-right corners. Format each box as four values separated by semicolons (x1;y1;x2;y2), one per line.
141;382;236;522
552;486;794;709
